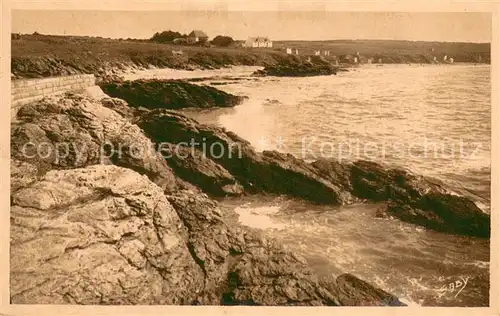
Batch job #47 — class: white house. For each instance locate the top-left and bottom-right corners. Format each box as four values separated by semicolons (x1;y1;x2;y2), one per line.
187;30;209;43
286;48;292;54
314;50;321;56
244;37;273;48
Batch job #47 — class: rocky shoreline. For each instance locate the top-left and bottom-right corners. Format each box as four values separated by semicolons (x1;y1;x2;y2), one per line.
253;56;341;77
11;92;408;305
10;79;489;304
99;79;248;109
12;34;491;81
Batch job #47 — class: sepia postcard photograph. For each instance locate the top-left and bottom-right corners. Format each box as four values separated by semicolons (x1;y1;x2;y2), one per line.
1;1;499;315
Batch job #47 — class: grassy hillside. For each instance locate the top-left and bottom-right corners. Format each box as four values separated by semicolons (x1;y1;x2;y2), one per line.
11;34;490;79
275;40;490;63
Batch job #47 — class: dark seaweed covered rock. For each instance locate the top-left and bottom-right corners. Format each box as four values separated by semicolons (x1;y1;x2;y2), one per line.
311;159;490;238
253;56;340;77
159;143;244;196
100;79;247;110
137;109;353;204
332;274;406;306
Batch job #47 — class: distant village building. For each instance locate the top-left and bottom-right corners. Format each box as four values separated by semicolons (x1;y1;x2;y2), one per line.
243;37;273;48
367;58;373;64
323;50;330;56
286;48;293;54
443;55;448;61
354;57;358;63
448;57;454;63
314;50;321;56
378;58;382;64
187;30;209;43
295;49;299;55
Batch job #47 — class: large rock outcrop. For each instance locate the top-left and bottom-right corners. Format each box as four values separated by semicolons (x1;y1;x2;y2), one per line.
10;164;204;304
135;108;489;238
253;56;339;77
100;79;247;110
11;93;178;192
137;109;354;204
311;159;490;238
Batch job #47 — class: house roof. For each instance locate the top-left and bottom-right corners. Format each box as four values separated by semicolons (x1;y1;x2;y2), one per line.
247;37;271;42
188;30;208;38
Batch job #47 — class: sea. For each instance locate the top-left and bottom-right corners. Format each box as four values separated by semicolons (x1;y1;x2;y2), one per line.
125;64;491;306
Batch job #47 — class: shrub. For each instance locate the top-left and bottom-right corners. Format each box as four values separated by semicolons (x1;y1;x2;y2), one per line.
151;30;187;43
211;35;234;47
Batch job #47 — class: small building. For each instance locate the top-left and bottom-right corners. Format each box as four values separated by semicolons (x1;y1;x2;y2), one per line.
243;37;273;48
314;50;321;56
323;50;330;56
187;30;209;43
295;49;299;55
286;48;293;54
448;57;454;63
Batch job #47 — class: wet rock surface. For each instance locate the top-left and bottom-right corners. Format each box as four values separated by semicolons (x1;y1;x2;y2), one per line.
253;57;340;77
137;110;352;204
311;159;490;238
137;108;488;239
100;79;247;110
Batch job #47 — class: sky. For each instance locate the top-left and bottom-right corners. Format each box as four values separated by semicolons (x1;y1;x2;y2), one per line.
12;10;492;43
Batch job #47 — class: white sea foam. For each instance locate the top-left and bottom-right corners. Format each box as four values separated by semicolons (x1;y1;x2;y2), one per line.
234;205;286;230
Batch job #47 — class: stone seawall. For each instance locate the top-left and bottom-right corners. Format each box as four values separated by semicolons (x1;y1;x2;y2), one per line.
11;74;96;117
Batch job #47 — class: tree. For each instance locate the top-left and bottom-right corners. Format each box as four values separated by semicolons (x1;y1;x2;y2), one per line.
150;30;187;43
211;35;234;47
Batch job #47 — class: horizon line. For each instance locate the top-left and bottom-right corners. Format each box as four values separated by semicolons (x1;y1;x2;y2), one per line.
12;32;492;45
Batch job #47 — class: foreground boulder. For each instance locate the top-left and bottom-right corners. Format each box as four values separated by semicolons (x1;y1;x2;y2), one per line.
10;164;204;304
100;79;247;110
11;93;178;192
311;159;490;238
137;110;353;204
